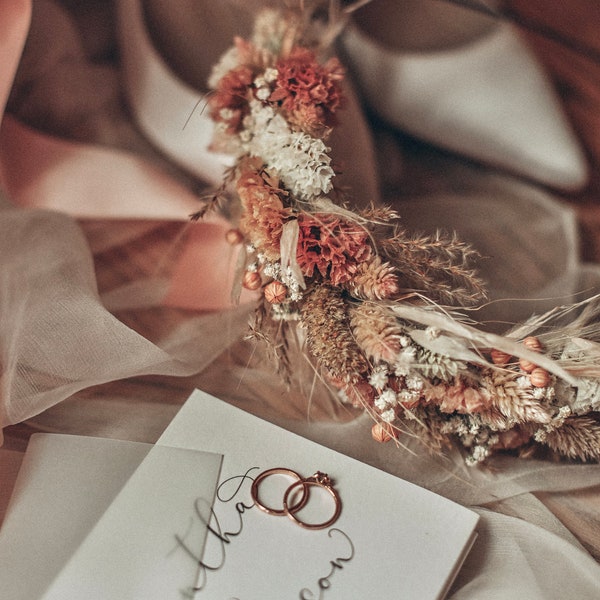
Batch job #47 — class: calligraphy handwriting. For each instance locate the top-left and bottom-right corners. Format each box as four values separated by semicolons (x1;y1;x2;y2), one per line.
173;468;355;600
299;528;355;600
175;468;258;598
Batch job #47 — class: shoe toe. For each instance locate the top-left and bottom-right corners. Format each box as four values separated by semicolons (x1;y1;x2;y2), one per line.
341;23;588;190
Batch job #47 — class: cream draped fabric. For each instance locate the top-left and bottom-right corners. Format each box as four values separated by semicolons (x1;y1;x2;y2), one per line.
1;1;600;598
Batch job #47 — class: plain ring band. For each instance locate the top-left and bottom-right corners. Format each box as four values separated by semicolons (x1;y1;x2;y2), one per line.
250;467;308;516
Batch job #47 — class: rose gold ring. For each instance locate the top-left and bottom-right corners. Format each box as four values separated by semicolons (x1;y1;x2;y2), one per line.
250;467;308;516
283;471;342;530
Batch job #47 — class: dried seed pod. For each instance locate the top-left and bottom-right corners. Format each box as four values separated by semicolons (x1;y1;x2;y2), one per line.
519;358;537;373
523;336;543;352
242;271;262;290
490;349;512;366
530;367;550;388
371;422;393;443
263;280;287;304
520;336;542;372
225;228;244;245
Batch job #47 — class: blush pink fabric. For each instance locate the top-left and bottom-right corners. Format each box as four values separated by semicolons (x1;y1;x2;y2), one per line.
0;0;255;438
0;0;31;185
0;0;245;313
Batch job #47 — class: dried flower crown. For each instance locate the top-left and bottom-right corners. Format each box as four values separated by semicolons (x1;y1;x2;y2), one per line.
199;4;600;465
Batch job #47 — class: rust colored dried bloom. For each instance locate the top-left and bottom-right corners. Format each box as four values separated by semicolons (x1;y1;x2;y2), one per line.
237;166;291;260
209;65;254;133
301;284;369;384
296;213;372;285
350;302;403;363
340;378;376;408
269;48;344;133
286;103;330;138
345;256;400;301
437;381;489;414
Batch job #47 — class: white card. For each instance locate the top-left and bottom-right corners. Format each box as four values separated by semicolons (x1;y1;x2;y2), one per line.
156;390;479;599
39;439;223;600
0;435;152;600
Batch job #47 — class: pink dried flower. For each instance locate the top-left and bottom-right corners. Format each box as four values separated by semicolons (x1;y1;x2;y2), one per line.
270;48;344;134
296;213;372;285
209;66;254;133
237;165;291;260
432;382;489;414
342;379;376;408
325;371;375;409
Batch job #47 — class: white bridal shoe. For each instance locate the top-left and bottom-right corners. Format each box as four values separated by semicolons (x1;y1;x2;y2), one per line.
117;0;587;192
115;0;234;186
341;1;588;191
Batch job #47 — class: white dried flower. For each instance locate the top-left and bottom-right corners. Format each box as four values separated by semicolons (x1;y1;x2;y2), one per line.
394;363;410;377
241;100;335;200
405;374;424;391
271;303;301;322
374;388;397;410
398;389;419;403
256;87;271;101
369;366;389;390
263;67;278;82
380;408;396;423
219;108;236;121
399;335;411;348
262;262;277;278
466;442;495;466
399;346;418;364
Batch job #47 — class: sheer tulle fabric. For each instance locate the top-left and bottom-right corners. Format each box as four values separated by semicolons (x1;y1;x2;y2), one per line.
1;2;600;598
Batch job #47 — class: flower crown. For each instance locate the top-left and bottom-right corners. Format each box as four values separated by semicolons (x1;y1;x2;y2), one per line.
200;4;600;465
